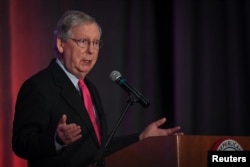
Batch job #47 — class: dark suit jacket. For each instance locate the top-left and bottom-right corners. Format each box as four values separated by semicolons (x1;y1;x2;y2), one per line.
12;59;139;167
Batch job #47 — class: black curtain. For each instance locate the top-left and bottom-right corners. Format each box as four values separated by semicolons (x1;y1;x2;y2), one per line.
173;0;250;136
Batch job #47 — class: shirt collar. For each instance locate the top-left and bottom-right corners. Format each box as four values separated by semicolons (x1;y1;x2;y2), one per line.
56;58;80;91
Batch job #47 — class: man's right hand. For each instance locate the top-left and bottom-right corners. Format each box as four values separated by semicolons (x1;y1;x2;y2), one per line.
56;114;82;145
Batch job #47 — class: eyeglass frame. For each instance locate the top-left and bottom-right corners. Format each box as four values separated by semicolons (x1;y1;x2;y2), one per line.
69;38;103;49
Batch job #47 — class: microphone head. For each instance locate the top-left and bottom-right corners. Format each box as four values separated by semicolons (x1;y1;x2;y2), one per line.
110;71;121;82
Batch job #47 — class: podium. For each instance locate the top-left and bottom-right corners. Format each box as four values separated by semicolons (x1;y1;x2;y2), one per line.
104;135;250;167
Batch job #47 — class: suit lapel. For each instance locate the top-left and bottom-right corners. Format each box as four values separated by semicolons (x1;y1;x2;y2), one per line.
48;59;101;145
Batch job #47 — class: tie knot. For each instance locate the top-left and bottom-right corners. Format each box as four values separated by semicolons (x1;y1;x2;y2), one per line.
78;79;85;89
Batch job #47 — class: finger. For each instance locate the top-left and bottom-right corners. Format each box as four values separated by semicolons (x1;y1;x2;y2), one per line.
154;117;167;127
66;133;82;144
67;125;81;134
71;134;82;142
170;126;181;133
70;126;82;137
59;114;67;125
60;123;78;133
64;126;82;143
174;132;184;135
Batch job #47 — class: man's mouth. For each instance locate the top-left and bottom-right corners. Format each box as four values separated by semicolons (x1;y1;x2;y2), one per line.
83;59;91;63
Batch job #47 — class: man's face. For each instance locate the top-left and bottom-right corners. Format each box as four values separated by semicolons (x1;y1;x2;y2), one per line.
57;23;101;79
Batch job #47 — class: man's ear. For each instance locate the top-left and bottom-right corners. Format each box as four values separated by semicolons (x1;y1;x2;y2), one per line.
56;37;64;53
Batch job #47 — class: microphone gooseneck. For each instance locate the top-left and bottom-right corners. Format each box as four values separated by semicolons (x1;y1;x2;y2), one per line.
109;70;150;108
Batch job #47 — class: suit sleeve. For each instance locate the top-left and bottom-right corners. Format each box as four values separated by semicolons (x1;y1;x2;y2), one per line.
12;78;59;159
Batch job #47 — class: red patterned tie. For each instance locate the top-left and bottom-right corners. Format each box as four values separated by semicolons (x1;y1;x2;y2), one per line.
78;80;101;145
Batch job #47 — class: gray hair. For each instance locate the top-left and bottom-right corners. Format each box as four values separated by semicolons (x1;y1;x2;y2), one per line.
53;10;102;54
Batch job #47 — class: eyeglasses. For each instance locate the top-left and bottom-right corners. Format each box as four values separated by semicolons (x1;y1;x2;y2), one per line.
70;38;103;49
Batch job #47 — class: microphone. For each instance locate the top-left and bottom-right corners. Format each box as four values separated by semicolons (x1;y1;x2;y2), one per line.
109;70;150;108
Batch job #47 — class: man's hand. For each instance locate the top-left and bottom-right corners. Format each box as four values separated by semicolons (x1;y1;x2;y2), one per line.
56;114;82;145
139;117;183;140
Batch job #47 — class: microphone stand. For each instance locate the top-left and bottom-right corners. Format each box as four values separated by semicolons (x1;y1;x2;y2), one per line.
92;95;138;167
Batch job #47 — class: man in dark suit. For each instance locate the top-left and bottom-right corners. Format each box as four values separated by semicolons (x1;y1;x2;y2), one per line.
12;10;182;167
